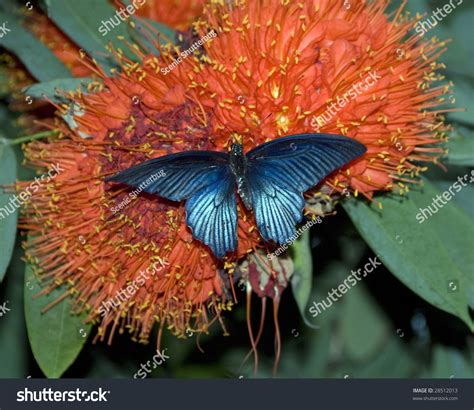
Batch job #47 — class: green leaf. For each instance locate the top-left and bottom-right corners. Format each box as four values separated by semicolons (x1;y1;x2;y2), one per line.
289;230;315;327
0;11;71;81
24;78;94;103
426;165;474;219
44;0;137;73
62;103;90;138
0;104;22;140
446;77;474;125
423;345;474;378
300;262;345;377
131;17;176;49
352;337;419;378
24;263;91;378
409;179;474;307
447;127;474;166
120;0;176;47
0;240;29;378
340;284;389;361
342;185;474;331
443;9;474;79
0;143;18;282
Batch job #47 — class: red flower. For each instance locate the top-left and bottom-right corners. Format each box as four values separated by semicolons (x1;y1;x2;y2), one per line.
19;0;449;351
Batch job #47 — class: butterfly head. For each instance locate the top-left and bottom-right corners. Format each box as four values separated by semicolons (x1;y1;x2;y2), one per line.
230;143;244;158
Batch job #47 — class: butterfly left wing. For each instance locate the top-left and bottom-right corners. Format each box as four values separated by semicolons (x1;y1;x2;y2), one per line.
106;151;238;258
106;151;231;201
245;133;366;244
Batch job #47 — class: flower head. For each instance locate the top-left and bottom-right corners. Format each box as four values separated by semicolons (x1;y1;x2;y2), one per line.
188;0;448;199
19;0;450;348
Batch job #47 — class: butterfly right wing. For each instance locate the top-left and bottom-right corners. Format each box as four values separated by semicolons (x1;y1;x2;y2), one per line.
245;134;366;244
106;151;238;258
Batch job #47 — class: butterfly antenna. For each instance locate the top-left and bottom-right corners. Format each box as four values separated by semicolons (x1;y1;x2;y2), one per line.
250;111;273;139
258;112;273;128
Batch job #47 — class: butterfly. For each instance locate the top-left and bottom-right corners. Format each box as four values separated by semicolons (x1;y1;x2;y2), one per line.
106;133;366;258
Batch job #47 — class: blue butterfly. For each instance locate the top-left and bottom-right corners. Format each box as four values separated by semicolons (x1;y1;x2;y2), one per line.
106;133;366;258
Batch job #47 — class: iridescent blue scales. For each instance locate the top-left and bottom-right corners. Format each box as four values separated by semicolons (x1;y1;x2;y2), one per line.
106;134;366;258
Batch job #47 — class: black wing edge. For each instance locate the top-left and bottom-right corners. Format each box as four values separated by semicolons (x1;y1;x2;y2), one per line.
246;133;367;160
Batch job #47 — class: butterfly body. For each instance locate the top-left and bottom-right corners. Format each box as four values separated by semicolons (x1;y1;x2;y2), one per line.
229;143;253;210
107;133;366;258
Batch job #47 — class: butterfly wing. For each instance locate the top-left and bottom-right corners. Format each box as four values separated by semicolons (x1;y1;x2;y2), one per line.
106;151;238;258
245;133;366;244
185;167;238;258
106;151;229;201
